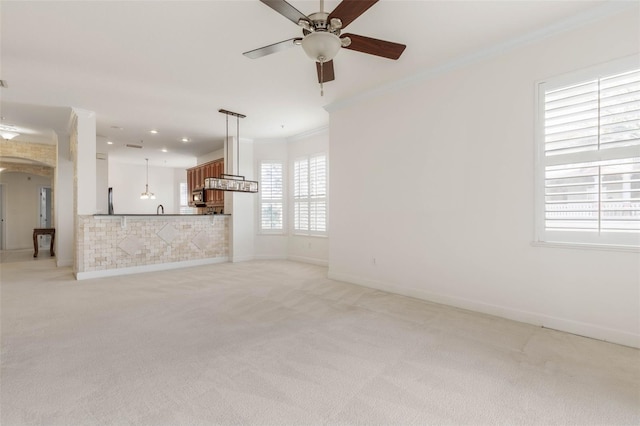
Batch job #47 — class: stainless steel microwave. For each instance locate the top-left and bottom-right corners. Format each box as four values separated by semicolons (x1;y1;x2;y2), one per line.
191;188;206;206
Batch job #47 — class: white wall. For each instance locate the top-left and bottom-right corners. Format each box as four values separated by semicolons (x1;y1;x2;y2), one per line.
328;11;640;347
228;138;256;262
197;147;224;165
96;154;109;214
108;161;181;214
55;130;74;267
73;109;96;215
1;172;52;249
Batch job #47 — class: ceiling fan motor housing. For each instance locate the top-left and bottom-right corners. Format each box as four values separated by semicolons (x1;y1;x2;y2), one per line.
302;12;342;35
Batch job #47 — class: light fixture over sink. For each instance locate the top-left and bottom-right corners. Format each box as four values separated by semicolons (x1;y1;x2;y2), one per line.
140;158;156;200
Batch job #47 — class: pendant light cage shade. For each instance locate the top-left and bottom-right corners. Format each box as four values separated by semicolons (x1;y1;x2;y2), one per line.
206;109;259;194
140;158;156;200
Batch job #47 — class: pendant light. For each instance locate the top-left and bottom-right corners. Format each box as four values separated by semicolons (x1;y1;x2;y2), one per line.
204;109;258;193
140;158;156;199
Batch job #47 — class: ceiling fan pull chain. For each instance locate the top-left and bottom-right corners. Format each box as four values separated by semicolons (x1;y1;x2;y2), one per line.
320;59;324;96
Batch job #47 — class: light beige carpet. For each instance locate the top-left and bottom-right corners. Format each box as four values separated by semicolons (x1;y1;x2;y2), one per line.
1;259;638;425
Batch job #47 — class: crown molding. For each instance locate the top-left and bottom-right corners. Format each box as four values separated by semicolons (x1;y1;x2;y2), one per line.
287;125;329;142
325;1;637;114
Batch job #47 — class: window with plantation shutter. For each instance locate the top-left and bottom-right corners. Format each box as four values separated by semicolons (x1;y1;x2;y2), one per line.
259;161;284;232
536;57;640;248
294;154;327;235
179;182;195;214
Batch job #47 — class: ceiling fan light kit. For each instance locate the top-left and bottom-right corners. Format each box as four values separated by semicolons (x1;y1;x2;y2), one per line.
244;0;406;96
301;32;341;62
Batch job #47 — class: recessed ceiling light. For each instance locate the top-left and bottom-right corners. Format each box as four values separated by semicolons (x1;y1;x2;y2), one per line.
150;129;159;134
161;148;168;153
107;141;113;145
181;137;190;143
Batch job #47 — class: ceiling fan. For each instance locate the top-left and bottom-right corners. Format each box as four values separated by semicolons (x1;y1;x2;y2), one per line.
243;0;406;95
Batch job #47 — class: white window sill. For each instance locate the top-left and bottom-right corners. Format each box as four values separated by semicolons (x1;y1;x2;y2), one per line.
531;241;640;253
258;231;286;236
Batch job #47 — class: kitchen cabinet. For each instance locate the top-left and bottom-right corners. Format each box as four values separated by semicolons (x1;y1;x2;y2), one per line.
187;159;224;207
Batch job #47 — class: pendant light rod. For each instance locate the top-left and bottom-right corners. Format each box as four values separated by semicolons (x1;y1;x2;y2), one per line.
225;113;229;174
218;109;246;175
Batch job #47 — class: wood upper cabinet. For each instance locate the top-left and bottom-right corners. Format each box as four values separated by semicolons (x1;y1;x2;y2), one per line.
186;158;225;208
186;168;196;207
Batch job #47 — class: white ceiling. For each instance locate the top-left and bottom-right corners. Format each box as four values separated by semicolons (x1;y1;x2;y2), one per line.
0;0;612;168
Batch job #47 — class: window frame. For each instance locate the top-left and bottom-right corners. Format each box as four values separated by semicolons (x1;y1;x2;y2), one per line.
292;153;328;237
534;55;640;250
258;160;285;235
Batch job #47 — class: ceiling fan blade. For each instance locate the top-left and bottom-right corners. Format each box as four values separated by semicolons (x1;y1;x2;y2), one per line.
260;0;310;25
243;38;301;59
316;60;335;83
327;0;379;29
341;33;406;60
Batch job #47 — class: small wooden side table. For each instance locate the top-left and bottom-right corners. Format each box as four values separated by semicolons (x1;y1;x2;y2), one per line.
33;228;55;257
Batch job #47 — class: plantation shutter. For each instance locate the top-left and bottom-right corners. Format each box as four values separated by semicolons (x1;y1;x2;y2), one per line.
260;162;283;231
309;155;327;232
294;154;327;234
540;64;640;244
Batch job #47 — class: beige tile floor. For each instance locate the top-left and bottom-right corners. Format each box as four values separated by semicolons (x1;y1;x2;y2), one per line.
1;259;638;425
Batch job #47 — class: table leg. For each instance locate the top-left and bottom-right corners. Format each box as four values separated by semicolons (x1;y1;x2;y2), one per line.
33;231;38;258
50;232;55;256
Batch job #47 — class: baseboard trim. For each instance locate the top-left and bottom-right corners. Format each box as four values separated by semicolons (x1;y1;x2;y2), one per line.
231;255;255;263
254;255;288;261
75;257;229;280
289;255;328;267
328;270;639;349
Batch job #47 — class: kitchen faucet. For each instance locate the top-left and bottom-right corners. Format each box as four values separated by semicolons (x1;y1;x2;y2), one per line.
157;204;164;215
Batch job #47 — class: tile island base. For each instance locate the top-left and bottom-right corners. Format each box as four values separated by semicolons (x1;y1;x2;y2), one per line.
75;215;229;280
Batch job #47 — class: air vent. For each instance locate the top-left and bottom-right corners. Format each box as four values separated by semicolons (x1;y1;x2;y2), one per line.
0;80;7;88
96;153;107;160
126;144;143;149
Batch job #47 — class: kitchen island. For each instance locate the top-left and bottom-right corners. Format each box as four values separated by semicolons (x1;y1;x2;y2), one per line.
75;214;229;280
